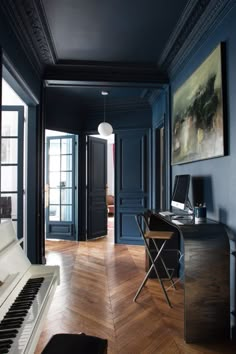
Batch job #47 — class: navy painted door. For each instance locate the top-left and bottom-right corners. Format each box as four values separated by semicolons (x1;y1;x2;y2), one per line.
87;136;107;240
116;129;150;244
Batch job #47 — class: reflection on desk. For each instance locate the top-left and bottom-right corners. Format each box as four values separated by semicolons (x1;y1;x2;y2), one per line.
151;211;230;343
171;215;193;220
171;219;183;225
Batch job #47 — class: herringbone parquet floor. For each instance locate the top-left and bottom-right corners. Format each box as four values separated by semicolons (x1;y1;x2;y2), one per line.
35;224;236;354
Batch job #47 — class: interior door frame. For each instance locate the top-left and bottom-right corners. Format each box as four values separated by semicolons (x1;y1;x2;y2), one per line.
42;80;169;249
155;124;165;211
1;105;24;239
1;51;40;263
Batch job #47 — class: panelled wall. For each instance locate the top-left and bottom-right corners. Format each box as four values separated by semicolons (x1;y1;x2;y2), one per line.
116;129;151;244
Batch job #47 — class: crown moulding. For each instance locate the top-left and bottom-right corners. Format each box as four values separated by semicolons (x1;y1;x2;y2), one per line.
0;0;56;76
0;0;235;80
160;0;236;78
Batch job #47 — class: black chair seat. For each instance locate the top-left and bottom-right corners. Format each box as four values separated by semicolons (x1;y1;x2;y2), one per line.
41;333;108;354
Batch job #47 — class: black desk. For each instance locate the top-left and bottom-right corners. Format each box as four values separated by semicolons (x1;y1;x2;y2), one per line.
151;212;230;343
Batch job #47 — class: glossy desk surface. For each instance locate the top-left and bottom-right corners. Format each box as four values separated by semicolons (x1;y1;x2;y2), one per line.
151;211;230;343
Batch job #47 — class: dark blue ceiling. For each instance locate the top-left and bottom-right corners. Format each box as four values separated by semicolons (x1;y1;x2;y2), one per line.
42;0;188;65
0;0;228;111
41;0;188;105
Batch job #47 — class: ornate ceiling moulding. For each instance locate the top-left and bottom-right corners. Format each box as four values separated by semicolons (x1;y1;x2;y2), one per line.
159;0;235;78
0;0;56;75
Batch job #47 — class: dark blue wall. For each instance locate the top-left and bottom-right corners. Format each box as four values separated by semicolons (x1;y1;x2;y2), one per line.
152;91;167;129
45;87;84;133
84;109;152;132
45;87;153;133
171;6;236;225
170;4;236;339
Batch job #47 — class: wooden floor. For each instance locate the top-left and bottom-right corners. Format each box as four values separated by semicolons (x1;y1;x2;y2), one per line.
35;225;236;353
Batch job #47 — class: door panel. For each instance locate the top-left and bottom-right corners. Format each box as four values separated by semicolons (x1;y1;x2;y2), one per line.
87;136;107;240
116;129;150;244
46;135;75;240
1;106;24;239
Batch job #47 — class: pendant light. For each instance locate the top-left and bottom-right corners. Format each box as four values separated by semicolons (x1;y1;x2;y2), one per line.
98;91;113;136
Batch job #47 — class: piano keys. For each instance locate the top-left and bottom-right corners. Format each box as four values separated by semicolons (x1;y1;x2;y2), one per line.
0;221;60;353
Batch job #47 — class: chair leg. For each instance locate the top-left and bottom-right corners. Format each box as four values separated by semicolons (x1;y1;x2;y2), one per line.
152;240;177;290
133;239;172;307
147;242;172;308
133;245;163;302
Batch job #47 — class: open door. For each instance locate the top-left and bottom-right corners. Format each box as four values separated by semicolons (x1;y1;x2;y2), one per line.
87;136;107;240
45;135;75;240
0;106;24;240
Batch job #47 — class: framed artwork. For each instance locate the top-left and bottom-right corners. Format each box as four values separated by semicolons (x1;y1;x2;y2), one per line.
172;43;225;165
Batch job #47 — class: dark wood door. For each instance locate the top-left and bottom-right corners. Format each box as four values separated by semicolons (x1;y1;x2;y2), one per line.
87;136;107;240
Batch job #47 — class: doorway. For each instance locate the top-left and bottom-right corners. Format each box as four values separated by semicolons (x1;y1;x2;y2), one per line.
1;79;27;247
106;134;115;234
87;133;115;240
155;125;165;210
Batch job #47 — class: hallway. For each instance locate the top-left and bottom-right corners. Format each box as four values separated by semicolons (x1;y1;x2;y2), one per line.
35;230;235;353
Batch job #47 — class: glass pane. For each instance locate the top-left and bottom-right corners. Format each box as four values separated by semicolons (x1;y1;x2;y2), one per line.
61;138;72;154
61;155;72;171
49;139;60;155
49;172;60;188
1;138;18;164
1;166;17;191
49;156;60;171
2;111;18;136
61;172;72;188
49;205;60;221
49;188;60;204
61;188;72;204
61;205;72;221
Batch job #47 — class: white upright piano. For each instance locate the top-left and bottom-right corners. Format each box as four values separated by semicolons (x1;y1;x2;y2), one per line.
0;221;60;353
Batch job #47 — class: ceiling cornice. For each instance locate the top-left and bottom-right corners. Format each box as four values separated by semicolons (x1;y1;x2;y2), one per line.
1;0;235;82
159;0;236;77
0;0;56;75
44;63;168;87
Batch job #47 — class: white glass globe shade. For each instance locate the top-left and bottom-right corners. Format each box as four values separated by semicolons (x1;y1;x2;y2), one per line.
98;122;113;136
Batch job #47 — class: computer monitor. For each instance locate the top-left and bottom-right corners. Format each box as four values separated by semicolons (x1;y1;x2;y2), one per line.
171;174;190;211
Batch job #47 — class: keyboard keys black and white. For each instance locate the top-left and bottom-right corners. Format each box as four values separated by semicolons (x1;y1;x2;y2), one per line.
0;222;59;354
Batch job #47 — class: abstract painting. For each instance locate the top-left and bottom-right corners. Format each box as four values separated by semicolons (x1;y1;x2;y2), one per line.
172;44;224;164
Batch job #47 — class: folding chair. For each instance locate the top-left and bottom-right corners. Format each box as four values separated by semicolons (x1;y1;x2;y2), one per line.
133;211;177;307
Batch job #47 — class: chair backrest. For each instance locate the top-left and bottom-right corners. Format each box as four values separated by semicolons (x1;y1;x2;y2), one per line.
135;210;152;239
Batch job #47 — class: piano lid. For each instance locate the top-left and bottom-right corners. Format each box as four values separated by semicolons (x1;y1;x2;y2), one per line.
0;220;17;253
0;221;31;307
